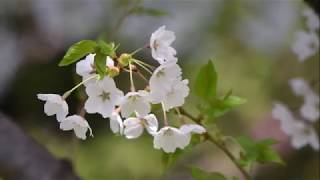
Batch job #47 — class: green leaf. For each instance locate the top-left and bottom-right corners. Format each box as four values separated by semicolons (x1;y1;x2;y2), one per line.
195;60;218;100
205;95;246;118
59;40;97;66
236;136;284;167
189;166;228;180
97;40;116;57
133;7;168;17
94;52;107;77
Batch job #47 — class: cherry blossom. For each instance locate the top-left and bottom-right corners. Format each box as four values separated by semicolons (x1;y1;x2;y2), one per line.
303;8;319;32
60;115;92;140
109;111;124;135
153;124;206;153
123;114;158;139
161;79;190;111
37;93;68;122
120;90;150;118
150;26;177;64
84;77;124;118
292;30;319;62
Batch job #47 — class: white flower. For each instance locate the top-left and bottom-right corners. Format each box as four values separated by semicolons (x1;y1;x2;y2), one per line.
161;79;190;111
272;103;319;150
289;78;311;96
149;61;182;102
303;8;319;31
150;26;177;64
37;94;68;122
153;124;206;153
84;77;124;118
300;98;320;122
120;90;150;118
123;114;158;139
109;111;123;135
76;54;114;85
290;121;319;150
292;30;319;62
60;115;92;140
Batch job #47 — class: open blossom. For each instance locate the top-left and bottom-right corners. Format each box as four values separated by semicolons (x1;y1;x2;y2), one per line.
123;114;158;139
37;94;68;122
150;26;177;64
272;103;319;150
153;124;206;153
76;54;114;85
109;111;123;135
60;115;92;140
289;78;319;122
292;30;319;62
161;79;190;111
84;77;124;118
303;8;319;32
120;90;150;118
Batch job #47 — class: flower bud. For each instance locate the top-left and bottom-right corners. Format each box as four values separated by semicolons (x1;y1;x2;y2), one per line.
118;53;132;66
108;66;120;77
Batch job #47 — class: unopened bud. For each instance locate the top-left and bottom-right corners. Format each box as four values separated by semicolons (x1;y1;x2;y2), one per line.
108;67;120;77
118;53;132;66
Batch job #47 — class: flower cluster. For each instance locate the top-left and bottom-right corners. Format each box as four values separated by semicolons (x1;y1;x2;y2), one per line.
272;78;319;150
292;7;319;62
37;26;205;153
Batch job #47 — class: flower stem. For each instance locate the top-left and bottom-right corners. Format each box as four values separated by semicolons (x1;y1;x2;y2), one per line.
161;102;168;126
133;60;153;75
178;107;252;180
129;62;136;92
62;75;98;99
130;44;148;56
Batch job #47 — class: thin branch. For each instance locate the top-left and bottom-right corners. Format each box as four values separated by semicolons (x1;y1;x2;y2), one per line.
178;108;252;180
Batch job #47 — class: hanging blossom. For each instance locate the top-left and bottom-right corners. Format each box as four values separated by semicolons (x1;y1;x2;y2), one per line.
109;111;124;135
272;103;319;150
123;114;158;139
120;90;150;118
84;77;124;118
289;78;319;122
153;124;206;153
150;26;177;64
60;115;92;140
37;94;68;122
76;54;115;85
292;7;319;62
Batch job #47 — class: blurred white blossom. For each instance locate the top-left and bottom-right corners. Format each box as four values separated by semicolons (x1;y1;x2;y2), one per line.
303;8;319;31
291;30;319;62
37;94;68;122
60;115;92;140
120;91;150;118
123;114;158;139
272;102;319;150
84;77;124;118
150;26;177;64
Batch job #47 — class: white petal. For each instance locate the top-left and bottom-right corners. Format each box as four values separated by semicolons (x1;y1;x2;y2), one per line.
162;79;189;111
74;126;88;140
123;118;144;139
180;124;206;134
106;56;114;68
110;112;123;134
144;114;158;135
120;92;151;118
300;102;319;122
76;54;95;77
38;94;68;122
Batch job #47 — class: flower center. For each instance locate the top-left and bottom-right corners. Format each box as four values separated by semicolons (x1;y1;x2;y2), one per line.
163;128;174;136
156;70;165;78
128;95;139;101
100;91;110;101
153;40;159;50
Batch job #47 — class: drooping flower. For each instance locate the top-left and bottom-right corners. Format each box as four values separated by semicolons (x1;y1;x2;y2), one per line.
292;30;319;62
84;77;124;118
161;79;189;111
37;94;68;122
60;115;92;140
109;111;124;135
123;114;158;139
150;26;177;64
76;54;115;85
120;90;150;118
272;102;319;150
303;8;319;32
153;124;206;153
149;61;182;102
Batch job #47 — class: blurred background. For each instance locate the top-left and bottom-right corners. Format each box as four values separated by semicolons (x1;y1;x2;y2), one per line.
0;0;319;180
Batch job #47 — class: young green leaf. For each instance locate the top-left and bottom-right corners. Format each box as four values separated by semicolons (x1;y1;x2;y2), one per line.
59;40;97;66
189;166;228;180
97;40;116;57
205;95;246;118
94;52;107;77
236;136;284;167
195;60;218;100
